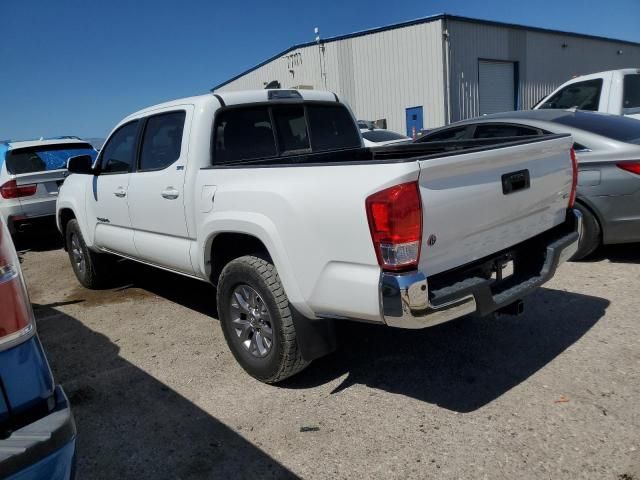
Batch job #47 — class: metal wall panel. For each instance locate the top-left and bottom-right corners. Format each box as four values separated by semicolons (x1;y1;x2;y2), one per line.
216;21;446;133
447;19;640;122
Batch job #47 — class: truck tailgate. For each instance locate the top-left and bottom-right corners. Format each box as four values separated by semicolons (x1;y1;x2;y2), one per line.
418;135;573;276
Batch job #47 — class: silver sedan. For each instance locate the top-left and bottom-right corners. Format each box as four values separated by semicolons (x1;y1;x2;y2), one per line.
416;109;640;259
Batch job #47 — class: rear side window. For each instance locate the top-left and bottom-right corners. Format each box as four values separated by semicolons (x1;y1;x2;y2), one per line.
623;74;640;111
100;121;139;174
473;124;540;139
307;104;361;151
418;126;468;142
214;107;276;164
139;111;186;171
6;143;96;174
539;79;603;111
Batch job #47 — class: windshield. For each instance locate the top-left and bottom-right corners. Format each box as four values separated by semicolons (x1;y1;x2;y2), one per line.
6;143;97;174
552;112;640;145
361;130;408;142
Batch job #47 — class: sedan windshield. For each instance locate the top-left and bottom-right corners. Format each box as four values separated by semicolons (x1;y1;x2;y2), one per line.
552;112;640;145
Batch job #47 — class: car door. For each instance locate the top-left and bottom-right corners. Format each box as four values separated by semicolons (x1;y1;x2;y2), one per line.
88;120;139;256
127;107;194;274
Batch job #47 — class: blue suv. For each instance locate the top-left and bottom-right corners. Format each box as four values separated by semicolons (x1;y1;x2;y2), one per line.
0;218;76;479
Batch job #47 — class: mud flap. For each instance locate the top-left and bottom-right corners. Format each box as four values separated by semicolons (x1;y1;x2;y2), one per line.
290;307;336;362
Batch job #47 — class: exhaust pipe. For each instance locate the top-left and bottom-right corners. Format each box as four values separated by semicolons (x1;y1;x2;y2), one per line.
496;300;524;317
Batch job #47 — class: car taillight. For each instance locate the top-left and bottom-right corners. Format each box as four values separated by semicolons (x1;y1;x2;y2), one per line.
366;181;422;271
0;224;34;347
569;147;578;208
0;180;37;199
616;161;640;176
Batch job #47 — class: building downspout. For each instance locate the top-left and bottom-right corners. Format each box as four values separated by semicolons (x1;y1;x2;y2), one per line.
442;18;452;125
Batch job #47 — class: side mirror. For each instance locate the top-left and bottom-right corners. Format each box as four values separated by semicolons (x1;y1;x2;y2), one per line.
67;155;94;175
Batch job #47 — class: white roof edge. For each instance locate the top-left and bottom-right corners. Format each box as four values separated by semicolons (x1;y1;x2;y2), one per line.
7;138;94;150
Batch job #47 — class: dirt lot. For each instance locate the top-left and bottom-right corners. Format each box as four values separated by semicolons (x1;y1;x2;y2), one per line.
15;231;640;479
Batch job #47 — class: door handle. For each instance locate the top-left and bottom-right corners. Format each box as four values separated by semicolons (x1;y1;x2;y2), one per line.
161;187;180;200
114;187;126;198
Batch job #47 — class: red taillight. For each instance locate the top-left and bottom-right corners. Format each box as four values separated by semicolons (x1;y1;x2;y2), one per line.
617;161;640;176
0;225;34;345
569;147;578;208
366;181;422;271
0;180;37;199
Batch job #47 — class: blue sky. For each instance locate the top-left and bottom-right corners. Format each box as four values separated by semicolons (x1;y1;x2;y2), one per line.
1;0;638;140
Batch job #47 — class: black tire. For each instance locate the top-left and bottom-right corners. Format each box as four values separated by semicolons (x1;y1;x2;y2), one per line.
217;255;309;383
65;219;114;289
571;203;601;261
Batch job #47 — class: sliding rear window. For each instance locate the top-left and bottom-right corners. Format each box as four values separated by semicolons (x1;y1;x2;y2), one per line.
213;102;361;165
6;143;96;174
623;74;640;111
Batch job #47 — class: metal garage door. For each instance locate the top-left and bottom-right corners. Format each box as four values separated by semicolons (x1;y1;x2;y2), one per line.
479;61;515;115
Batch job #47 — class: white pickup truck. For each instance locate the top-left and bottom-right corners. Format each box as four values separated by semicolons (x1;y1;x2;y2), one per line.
57;89;581;383
535;68;640;119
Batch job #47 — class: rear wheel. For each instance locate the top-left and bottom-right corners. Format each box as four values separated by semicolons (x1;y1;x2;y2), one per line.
571;203;601;261
65;219;115;289
217;255;309;383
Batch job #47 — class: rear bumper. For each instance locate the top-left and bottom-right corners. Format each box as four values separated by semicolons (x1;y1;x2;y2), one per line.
380;208;582;329
1;386;76;480
1;199;57;234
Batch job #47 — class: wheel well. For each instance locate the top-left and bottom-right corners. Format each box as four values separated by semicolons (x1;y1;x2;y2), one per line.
58;209;76;245
209;233;271;287
575;198;603;238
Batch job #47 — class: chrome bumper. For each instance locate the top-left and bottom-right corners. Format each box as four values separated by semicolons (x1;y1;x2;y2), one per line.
380;208;583;329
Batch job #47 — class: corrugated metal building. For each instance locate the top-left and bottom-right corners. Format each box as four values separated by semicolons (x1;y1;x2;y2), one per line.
212;14;640;136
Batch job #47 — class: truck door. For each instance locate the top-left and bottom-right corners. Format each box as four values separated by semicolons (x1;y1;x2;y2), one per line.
126;107;194;274
89;120;139;256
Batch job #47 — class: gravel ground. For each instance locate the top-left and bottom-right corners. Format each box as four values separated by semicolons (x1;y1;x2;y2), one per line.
15;232;640;480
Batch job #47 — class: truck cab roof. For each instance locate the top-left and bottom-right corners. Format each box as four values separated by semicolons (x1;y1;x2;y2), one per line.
125;89;340;122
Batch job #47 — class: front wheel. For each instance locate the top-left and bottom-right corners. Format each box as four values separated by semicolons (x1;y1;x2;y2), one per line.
65;219;115;289
216;255;309;383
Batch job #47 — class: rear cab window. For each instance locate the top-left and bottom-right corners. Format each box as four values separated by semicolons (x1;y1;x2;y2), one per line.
539;79;603;111
623;74;640;113
213;103;361;165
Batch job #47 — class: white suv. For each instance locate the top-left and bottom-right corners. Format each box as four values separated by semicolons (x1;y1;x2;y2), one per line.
0;138;96;234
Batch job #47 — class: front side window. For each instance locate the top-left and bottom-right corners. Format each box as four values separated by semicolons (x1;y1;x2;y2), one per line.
539;79;603;111
214;107;276;164
361;130;408;143
473;124;540;139
139;111;186;171
623;74;640;111
100;121;139;174
418;126;468;142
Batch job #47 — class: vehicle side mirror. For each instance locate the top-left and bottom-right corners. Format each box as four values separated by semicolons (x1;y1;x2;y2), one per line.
67;155;94;175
